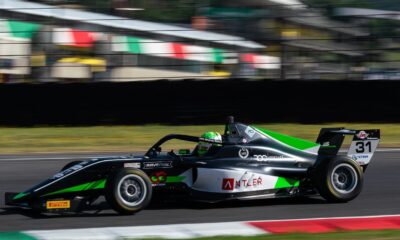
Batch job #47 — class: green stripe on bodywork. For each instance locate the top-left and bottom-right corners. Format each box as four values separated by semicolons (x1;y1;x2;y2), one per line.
13;192;28;200
321;145;337;148
254;127;319;151
166;176;185;183
275;177;300;189
0;232;37;240
43;179;106;197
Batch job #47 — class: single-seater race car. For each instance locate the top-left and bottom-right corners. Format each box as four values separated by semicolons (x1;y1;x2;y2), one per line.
5;117;380;215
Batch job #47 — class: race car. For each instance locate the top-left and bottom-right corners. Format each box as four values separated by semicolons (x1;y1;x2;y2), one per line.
5;117;380;215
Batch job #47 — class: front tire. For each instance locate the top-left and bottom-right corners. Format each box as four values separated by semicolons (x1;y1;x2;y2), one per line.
314;156;363;202
105;168;152;214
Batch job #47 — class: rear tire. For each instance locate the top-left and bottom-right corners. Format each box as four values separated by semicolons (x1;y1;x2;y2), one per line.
105;168;152;215
314;156;363;202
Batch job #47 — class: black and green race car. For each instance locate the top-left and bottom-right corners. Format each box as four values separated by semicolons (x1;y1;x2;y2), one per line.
5;117;380;215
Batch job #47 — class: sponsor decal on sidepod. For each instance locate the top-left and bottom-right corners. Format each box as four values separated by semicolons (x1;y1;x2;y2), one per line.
222;177;263;190
143;161;172;169
150;171;167;185
253;155;287;162
238;148;250;159
237;148;288;162
124;162;141;168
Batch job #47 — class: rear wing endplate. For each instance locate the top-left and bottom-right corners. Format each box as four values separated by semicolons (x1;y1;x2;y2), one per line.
316;128;380;166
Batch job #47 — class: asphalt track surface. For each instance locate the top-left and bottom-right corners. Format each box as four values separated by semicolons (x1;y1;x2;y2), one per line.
0;150;399;232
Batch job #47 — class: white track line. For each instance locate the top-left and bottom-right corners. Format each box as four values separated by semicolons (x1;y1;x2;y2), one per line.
1;148;399;161
376;148;400;152
25;222;266;240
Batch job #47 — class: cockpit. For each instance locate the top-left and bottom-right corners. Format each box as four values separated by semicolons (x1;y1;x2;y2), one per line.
144;116;258;159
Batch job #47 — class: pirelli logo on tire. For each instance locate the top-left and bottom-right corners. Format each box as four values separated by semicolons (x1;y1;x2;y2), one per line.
46;200;70;209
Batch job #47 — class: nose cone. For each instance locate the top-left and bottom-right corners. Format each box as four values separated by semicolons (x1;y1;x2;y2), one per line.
5;191;29;205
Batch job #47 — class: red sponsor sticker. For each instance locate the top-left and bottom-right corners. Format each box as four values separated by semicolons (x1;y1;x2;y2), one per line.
46;200;70;209
222;178;234;190
151;171;167;184
357;131;368;139
222;177;263;190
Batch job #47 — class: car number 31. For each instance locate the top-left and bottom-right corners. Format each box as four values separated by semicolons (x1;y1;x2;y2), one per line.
355;141;372;153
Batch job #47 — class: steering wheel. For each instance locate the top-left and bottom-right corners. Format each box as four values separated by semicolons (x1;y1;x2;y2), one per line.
167;150;184;163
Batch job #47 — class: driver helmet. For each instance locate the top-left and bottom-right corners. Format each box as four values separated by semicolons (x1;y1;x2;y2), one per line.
197;132;222;156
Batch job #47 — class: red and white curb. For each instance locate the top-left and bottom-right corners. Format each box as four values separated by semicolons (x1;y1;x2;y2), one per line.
248;214;400;234
2;214;400;240
25;222;264;240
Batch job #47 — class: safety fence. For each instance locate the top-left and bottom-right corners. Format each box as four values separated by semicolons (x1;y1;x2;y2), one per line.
0;79;398;125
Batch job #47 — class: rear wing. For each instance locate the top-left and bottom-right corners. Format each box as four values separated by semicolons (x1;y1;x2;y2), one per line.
316;128;380;166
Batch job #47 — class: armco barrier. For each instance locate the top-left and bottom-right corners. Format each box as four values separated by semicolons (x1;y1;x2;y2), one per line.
0;79;399;125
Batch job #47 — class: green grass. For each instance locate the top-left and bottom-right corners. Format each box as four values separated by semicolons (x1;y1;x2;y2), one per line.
172;230;400;240
0;123;398;154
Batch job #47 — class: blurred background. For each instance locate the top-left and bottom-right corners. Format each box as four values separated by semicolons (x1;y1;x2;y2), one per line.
0;0;398;82
0;0;399;125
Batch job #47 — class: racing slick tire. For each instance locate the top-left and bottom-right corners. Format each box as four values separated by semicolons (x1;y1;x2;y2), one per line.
61;161;83;171
105;168;152;215
314;156;363;203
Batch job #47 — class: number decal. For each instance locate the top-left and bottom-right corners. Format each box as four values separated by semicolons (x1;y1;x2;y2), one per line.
355;142;364;153
355;141;372;153
365;141;372;152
